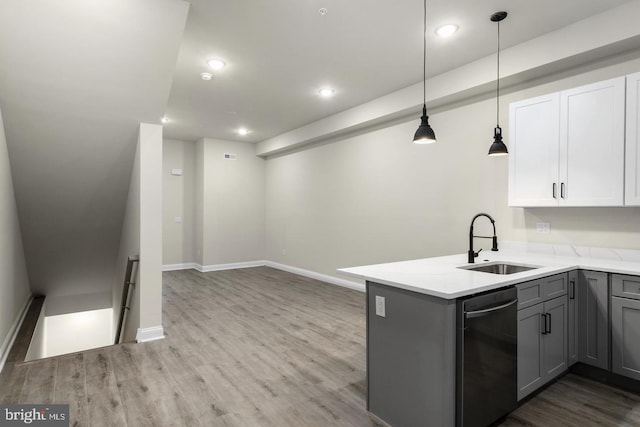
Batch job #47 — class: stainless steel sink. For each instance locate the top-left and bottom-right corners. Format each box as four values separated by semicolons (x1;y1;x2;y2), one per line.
459;262;539;275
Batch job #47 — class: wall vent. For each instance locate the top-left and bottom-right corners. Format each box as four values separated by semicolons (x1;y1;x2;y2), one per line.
223;153;237;160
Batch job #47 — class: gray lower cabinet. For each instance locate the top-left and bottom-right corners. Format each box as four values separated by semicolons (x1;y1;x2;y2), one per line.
517;303;544;398
578;270;609;369
516;273;568;401
567;270;579;366
611;274;640;381
366;281;456;427
517;295;567;400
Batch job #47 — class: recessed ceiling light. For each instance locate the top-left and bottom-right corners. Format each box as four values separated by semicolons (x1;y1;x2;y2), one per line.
435;24;459;38
318;88;335;97
161;117;169;124
201;72;213;80
207;59;226;70
237;128;250;136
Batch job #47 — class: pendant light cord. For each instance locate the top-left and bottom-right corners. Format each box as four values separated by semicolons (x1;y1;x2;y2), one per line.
423;0;426;107
496;18;500;127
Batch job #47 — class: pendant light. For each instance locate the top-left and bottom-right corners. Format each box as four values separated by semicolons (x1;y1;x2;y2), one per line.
488;11;509;156
413;0;436;144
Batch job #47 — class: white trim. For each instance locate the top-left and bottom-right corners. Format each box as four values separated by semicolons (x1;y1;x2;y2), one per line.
160;259;365;293
265;261;365;293
136;326;165;343
197;260;266;273
162;262;199;271
0;295;33;373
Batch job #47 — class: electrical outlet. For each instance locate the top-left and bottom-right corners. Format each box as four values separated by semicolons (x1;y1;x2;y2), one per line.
375;296;386;317
536;222;550;234
282;248;286;255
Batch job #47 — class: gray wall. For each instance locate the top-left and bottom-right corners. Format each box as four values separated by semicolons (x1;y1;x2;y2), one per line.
163;139;196;266
200;138;265;266
163;138;265;268
0;106;31;365
112;137;141;343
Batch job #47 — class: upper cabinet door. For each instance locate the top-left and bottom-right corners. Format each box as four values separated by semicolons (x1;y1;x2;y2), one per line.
626;72;640;206
508;93;560;207
559;77;625;206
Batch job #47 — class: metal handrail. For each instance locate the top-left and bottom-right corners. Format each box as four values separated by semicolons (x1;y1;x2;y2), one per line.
115;255;139;344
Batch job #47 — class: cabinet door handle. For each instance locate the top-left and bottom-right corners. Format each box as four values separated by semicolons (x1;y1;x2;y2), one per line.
560;183;565;199
541;313;548;335
569;280;575;300
553;183;557;199
546;313;552;334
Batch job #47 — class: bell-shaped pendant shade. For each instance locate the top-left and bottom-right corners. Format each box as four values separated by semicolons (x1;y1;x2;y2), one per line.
488;126;508;156
413;105;437;144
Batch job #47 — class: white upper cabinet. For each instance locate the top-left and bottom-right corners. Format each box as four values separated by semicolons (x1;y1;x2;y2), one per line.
626;72;640;206
509;94;560;206
559;77;625;206
509;77;626;207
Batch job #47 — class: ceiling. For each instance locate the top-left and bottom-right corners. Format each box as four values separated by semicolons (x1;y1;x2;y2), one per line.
163;0;635;143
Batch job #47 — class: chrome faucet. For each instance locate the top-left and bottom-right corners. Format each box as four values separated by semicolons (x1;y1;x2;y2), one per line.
468;213;499;263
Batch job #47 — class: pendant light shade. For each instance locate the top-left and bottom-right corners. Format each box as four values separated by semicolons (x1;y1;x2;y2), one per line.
413;0;436;144
414;106;436;144
488;11;508;156
488;126;508;156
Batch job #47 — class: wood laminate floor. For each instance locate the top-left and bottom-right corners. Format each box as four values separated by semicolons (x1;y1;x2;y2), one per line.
1;266;639;426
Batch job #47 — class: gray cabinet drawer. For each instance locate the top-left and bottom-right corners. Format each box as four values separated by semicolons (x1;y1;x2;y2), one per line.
544;274;568;300
612;274;640;300
517;280;544;310
517;273;567;310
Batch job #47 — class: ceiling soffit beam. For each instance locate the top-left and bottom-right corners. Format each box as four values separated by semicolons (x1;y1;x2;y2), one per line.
255;0;640;158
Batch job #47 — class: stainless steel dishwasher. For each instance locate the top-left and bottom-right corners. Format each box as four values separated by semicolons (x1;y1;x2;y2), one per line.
456;287;518;427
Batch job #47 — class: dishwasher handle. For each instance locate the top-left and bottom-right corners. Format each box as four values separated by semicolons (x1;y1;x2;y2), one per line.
465;299;518;319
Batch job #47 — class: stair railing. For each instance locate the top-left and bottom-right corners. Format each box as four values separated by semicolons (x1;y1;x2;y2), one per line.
115;255;139;344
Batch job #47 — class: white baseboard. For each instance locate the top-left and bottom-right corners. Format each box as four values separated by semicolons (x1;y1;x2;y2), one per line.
162;262;199;271
162;259;365;293
265;261;365;293
197;260;266;272
0;295;33;373
136;326;165;343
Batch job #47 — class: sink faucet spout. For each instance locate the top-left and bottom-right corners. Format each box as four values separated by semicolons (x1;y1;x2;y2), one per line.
468;213;499;263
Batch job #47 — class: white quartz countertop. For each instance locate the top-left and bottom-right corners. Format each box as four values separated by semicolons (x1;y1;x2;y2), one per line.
337;244;640;300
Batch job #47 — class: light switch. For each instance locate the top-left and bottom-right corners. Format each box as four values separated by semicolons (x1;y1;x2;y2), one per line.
174;216;182;223
171;168;183;176
375;296;386;317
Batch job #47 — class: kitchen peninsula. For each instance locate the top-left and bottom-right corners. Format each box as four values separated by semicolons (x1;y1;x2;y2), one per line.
338;244;640;427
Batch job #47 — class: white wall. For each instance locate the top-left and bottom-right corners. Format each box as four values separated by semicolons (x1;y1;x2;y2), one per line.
0;106;31;371
200;138;265;266
26;306;113;361
112;123;164;343
138;123;163;341
265;100;508;277
194;139;205;266
264;57;640;283
43;308;113;359
112;136;141;343
163;139;196;266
